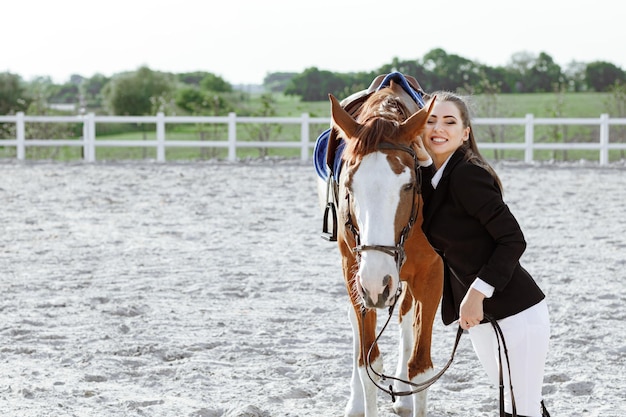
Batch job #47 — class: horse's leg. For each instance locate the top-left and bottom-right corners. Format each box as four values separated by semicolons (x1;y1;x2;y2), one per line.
346;304;365;417
393;293;436;417
392;286;416;417
359;307;381;417
346;304;380;417
406;300;436;417
407;264;443;417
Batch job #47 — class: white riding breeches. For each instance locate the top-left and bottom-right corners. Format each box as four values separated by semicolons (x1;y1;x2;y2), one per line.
468;300;550;417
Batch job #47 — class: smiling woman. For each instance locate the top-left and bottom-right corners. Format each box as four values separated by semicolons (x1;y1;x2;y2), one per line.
414;91;551;417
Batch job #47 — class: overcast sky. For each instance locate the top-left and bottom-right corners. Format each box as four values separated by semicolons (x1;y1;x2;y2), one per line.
3;0;622;85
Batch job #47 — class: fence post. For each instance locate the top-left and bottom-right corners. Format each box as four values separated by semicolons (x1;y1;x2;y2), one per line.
89;113;96;162
228;112;237;161
83;113;96;162
16;112;25;160
524;113;534;164
82;116;89;161
300;113;309;161
599;113;609;165
156;112;165;162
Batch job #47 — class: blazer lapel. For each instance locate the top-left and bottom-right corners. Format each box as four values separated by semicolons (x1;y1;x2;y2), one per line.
421;151;464;234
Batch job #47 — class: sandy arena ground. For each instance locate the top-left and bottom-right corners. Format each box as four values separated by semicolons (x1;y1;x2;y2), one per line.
0;160;625;417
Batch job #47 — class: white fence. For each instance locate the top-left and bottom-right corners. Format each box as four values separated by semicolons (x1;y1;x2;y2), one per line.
1;112;626;164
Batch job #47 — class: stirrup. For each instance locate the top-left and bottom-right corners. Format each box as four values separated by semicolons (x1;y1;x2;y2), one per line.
321;174;338;241
321;201;337;241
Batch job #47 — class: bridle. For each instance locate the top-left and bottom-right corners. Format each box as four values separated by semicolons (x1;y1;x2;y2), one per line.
345;141;422;272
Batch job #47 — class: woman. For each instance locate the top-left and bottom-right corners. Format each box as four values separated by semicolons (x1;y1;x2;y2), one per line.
414;91;551;417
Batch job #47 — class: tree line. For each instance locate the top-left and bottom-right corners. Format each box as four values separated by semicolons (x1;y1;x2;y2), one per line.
283;49;626;101
1;48;625;117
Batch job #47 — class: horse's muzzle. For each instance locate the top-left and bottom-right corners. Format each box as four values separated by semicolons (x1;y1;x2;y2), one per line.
361;274;394;309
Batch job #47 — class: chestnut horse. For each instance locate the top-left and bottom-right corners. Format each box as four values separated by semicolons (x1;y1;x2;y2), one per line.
319;80;443;417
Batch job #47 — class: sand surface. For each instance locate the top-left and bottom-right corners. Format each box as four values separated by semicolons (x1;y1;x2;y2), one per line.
0;160;625;417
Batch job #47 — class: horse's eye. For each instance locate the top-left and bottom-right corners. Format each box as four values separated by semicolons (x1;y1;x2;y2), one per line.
403;182;415;192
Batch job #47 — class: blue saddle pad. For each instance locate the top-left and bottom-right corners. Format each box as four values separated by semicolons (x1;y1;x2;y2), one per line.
313;71;424;181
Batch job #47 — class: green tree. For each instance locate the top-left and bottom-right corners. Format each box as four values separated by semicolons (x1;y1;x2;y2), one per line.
80;73;109;110
20;80;79;158
200;73;232;93
421;48;485;92
284;67;347;101
563;61;587;92
0;72;31;115
586;61;626;92
526;52;565;93
178;71;212;87
507;51;536;92
479;66;517;93
48;82;80;104
102;66;175;115
175;88;206;114
264;72;297;92
175;88;232;115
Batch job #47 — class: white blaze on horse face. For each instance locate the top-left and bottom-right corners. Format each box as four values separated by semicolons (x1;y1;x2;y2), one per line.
352;152;411;308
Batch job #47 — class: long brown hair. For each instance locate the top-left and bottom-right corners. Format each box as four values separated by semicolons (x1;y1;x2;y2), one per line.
424;91;503;192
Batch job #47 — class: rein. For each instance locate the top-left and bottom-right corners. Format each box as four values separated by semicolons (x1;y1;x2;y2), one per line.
361;300;464;402
362;301;521;417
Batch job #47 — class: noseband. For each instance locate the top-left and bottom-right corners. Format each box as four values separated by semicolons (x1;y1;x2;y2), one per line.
346;141;422;271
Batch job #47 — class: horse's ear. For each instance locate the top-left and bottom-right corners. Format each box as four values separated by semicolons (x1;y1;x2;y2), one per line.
399;96;436;140
426;95;437;113
329;94;360;139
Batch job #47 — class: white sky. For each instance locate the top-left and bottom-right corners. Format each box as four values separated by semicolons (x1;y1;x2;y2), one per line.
2;0;622;85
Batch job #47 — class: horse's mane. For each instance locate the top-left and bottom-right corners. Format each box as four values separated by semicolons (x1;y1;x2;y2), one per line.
342;89;414;165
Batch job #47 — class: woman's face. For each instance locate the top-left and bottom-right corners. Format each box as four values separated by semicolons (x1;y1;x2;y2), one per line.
424;100;470;165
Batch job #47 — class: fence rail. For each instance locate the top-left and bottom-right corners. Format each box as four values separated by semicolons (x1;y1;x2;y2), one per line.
1;112;626;164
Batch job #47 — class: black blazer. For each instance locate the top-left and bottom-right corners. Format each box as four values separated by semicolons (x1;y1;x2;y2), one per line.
420;150;545;325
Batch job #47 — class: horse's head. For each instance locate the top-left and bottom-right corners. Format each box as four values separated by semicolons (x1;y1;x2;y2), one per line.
331;83;434;309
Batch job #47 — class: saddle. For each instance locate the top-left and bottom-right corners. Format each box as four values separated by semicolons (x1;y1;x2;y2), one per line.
313;72;425;182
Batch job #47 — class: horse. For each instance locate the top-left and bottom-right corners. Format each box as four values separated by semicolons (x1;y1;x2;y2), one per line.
318;78;444;417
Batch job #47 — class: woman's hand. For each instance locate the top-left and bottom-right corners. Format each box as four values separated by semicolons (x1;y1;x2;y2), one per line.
412;136;431;164
459;288;485;330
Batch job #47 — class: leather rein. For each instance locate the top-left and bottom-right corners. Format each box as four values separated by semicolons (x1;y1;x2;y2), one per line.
362;305;521;417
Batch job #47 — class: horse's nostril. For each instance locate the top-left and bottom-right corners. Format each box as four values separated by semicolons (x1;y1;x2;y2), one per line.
381;275;392;302
382;275;391;287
